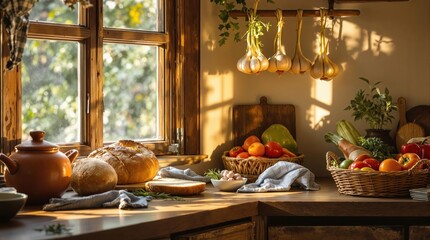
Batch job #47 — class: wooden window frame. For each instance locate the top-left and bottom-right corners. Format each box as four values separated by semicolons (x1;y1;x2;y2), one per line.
0;0;200;156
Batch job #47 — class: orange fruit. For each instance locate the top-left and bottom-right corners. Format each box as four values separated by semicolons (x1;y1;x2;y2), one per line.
242;135;260;151
379;158;403;172
248;142;265;157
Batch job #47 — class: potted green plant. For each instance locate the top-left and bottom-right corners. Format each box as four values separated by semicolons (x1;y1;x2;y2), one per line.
344;77;397;146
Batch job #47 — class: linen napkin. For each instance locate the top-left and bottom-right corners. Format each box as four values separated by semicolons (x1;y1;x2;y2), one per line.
158;167;210;183
237;161;320;193
43;190;151;211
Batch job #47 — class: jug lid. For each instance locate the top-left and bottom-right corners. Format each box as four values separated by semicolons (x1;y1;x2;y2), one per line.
15;131;59;152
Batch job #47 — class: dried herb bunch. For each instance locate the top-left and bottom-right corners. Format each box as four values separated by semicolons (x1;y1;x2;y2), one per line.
210;0;274;46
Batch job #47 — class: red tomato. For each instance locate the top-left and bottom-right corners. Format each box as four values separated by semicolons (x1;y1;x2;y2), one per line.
355;153;371;162
379;158;403;172
398;153;420;170
228;146;244;157
349;161;371;170
237;152;250;159
264;141;283;158
362;158;380;171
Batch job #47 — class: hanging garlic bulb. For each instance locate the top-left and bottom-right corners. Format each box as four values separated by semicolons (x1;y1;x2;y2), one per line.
290;9;312;74
268;9;291;75
310;8;338;81
236;0;269;74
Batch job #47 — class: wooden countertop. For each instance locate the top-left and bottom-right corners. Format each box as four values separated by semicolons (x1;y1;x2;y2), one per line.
1;178;429;240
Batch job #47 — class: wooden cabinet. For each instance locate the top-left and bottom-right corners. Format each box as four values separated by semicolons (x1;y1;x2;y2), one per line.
409;226;430;240
268;226;404;240
266;217;430;240
172;220;254;240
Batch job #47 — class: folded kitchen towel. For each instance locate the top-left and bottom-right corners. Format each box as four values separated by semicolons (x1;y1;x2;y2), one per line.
158;167;210;183
237;161;320;193
43;190;151;211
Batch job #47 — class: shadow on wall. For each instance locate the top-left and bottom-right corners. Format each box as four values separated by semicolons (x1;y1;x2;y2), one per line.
201;0;428;176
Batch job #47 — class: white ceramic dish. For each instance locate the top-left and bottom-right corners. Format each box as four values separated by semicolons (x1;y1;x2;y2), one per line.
0;192;27;221
211;178;247;192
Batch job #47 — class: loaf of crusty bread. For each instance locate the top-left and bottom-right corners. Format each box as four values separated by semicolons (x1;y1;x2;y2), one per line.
71;158;118;196
145;177;206;195
88;140;159;184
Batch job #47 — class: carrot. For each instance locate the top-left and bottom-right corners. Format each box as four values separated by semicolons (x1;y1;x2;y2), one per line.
325;132;372;160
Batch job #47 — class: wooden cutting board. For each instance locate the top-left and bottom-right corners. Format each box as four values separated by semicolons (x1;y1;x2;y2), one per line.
116;177;206;195
233;96;296;146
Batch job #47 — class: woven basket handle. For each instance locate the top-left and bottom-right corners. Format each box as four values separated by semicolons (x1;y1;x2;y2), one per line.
408;158;430;174
326;151;341;170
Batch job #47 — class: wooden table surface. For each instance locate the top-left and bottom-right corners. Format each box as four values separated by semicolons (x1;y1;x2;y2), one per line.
1;178;429;240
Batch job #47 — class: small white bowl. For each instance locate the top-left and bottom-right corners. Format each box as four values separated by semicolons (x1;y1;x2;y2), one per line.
0;192;27;221
211;178;247;192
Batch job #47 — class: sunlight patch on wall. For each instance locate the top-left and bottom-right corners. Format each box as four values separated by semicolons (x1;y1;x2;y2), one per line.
308;80;333;130
201;72;235;151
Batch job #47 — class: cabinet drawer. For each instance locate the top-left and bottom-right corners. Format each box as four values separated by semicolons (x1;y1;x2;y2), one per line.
173;221;254;240
409;225;430;240
268;226;404;240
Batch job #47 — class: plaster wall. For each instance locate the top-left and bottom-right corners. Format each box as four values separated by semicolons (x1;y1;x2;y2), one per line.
199;0;430;176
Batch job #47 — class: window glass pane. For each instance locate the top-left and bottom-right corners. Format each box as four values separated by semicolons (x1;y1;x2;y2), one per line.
103;43;160;142
21;40;80;143
30;0;78;24
103;0;163;31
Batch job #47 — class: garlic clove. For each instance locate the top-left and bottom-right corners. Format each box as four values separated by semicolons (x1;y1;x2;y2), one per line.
290;51;312;74
257;53;269;72
249;56;262;74
310;55;324;79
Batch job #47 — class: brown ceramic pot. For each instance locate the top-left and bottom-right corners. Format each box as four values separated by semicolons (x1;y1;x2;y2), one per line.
0;131;79;204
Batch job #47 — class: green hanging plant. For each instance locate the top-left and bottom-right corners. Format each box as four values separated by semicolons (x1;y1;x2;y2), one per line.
210;0;275;46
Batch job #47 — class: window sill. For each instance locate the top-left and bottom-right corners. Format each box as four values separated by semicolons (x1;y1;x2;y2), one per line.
156;154;210;168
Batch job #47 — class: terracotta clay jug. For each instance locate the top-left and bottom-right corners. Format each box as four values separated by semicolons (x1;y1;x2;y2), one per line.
0;131;79;204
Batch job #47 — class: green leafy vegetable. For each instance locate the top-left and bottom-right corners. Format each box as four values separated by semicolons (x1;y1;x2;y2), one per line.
132;189;183;201
358;137;395;161
34;223;71;235
204;168;222;180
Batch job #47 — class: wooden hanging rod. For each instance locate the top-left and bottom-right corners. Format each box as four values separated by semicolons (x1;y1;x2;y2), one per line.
229;9;360;18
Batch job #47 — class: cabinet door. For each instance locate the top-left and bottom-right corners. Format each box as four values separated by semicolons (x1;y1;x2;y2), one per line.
409;226;430;240
268;226;404;240
173;221;254;240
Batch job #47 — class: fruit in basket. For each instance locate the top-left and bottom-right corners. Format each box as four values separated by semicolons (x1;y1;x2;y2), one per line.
261;124;298;154
282;147;296;158
248;142;265;157
349;161;371;170
401;139;430;159
264;141;283;158
398;153;420;170
237;152;250;158
242;135;260;151
339;159;354;169
228;146;244;157
362;158;380;171
360;167;375;171
379;158;403;172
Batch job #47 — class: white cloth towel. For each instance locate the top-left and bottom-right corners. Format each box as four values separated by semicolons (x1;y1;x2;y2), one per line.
237;161;320;193
43;190;151;211
158;167;210;183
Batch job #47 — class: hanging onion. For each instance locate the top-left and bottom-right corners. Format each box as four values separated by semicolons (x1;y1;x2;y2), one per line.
237;0;269;74
310;8;339;81
290;9;312;74
268;9;291;75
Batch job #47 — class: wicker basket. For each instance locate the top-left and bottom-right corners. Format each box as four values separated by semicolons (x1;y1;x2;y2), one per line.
222;151;304;182
326;151;430;197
